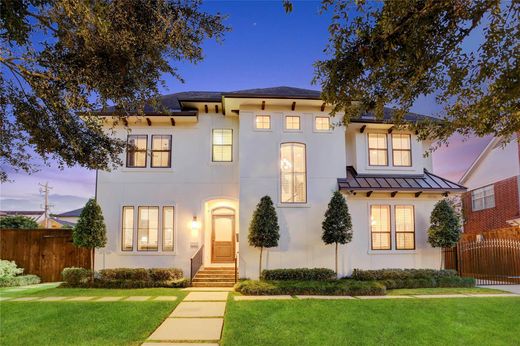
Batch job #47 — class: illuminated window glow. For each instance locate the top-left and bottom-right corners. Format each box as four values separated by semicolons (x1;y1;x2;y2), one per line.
315;117;331;131
127;135;147;167
285;116;300;130
151;135;172;168
280;143;306;203
255;115;271;129
392;134;412;166
370;205;391;250
368;133;388;166
138;207;159;251
122;207;134;251
163;206;174;251
212;129;233;162
395;205;415;250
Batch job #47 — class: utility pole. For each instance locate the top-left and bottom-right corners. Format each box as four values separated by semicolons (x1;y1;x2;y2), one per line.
39;182;53;228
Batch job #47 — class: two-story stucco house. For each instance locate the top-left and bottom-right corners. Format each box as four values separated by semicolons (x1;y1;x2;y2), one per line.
95;86;465;285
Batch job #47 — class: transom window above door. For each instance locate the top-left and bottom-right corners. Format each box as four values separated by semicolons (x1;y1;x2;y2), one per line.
285;116;301;130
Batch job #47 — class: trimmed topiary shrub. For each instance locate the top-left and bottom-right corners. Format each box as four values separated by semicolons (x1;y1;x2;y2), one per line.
437;276;475;288
148;268;183;281
98;268;150;281
0;275;41;287
261;268;336;281
352;268;458;281
62;267;92;286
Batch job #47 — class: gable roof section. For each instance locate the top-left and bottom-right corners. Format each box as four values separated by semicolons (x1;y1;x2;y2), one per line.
54;208;83;218
338;166;466;193
459;137;501;184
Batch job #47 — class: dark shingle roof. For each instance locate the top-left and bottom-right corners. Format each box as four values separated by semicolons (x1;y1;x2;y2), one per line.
224;86;321;99
338;166;466;193
54;208;83;217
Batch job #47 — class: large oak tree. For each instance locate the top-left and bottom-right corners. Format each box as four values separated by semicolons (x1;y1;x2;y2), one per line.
288;0;519;144
0;0;227;181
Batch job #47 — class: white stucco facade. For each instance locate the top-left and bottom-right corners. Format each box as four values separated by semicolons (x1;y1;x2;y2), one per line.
95;89;459;279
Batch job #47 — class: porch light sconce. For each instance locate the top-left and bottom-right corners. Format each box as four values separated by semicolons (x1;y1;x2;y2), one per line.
190;216;201;248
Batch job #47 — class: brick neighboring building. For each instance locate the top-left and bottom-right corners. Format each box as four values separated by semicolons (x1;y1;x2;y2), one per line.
459;134;520;233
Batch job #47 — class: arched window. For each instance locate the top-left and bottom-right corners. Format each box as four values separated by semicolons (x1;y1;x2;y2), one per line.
280;143;307;203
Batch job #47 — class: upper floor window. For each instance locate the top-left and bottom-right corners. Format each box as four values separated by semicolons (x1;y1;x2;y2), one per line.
137;206;159;251
280;143;306;203
212;129;233;162
368;133;388;166
151;135;172;168
255;115;271;129
315;117;331;131
395;206;415;250
392;134;412;166
472;185;495;211
370;205;391;250
127;135;147;168
285;116;301;130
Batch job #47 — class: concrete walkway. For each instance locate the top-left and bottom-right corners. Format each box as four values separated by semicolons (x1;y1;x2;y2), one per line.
479;285;520;294
144;291;228;346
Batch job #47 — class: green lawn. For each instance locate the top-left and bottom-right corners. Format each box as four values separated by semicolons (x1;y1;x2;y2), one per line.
222;298;520;345
387;287;510;295
0;285;185;346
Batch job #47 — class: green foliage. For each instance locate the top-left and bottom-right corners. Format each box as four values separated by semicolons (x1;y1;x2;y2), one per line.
261;268;336;281
352;268;459;281
234;279;386;296
0;215;39;229
428;199;461;248
61;267;92;286
0;275;40;287
312;0;519;144
248;196;280;249
73;199;107;249
61;266;187;288
322;191;352;245
0;260;24;278
0;0;228;182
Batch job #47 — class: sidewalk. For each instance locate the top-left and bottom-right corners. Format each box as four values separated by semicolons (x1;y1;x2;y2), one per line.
143;291;229;346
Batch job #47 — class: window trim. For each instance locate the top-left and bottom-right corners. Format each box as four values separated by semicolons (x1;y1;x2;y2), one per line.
137;206;160;252
162;206;175;252
367;133;389;166
394;205;416;250
121;206;134;252
471;184;495;211
126;135;148;168
392;133;412;167
280;142;307;204
284;115;301;131
211;128;233;162
314;116;331;132
254;115;271;130
370;205;392;250
150;135;172;168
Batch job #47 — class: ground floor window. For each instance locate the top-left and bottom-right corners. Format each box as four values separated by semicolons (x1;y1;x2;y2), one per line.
121;205;174;252
122;206;134;251
370;204;416;250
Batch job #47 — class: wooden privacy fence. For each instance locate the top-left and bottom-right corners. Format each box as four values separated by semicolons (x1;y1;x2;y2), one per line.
0;229;91;282
444;238;520;285
460;226;520;241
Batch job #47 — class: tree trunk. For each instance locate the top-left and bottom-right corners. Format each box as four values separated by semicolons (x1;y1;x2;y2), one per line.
91;248;95;283
335;242;338;278
259;247;263;278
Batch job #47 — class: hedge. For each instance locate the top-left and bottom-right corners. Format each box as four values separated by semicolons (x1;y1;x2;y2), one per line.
61;267;188;288
0;275;41;287
261;268;336;281
235;280;385;296
352;268;459;281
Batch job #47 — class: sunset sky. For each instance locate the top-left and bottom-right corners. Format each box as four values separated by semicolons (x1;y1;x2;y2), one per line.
0;1;492;213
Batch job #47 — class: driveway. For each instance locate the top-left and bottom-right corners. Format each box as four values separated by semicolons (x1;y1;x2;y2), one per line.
479;285;520;294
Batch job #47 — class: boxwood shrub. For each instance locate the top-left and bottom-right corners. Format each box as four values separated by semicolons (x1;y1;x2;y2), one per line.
235;280;385;296
352;268;459;281
0;274;41;287
62;267;91;286
261;268;336;281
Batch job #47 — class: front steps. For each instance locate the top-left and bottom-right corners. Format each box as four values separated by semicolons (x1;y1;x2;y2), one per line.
191;267;237;287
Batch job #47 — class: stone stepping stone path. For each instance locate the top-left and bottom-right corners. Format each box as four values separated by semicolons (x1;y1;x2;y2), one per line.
145;291;228;345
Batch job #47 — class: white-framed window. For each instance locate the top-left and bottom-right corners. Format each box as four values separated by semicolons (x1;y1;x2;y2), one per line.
471;185;495;211
315;116;331;131
255;115;271;129
370;205;391;250
392;134;412;167
395;206;415;250
121;206;134;251
212;129;233;162
280;143;307;203
285;116;301;130
126;135;148;168
137;207;159;251
162;206;174;252
368;133;388;166
151;135;172;168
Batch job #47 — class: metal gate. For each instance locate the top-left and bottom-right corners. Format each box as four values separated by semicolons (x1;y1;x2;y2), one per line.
445;239;520;285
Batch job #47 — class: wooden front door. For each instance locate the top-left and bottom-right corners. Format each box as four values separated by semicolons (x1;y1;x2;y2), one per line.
211;214;235;263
